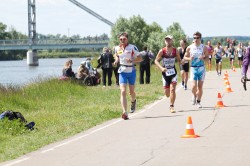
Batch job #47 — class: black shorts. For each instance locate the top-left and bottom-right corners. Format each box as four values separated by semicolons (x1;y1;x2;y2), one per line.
162;68;177;88
215;58;222;64
180;63;189;72
238;57;243;61
230;58;235;61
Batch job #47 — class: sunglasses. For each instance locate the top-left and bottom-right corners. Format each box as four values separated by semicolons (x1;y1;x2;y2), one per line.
193;37;200;39
119;38;127;41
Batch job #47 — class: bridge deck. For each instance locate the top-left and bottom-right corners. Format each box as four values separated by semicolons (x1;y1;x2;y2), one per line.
0;39;109;50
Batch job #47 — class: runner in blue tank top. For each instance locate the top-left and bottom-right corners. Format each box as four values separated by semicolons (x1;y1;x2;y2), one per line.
184;31;209;108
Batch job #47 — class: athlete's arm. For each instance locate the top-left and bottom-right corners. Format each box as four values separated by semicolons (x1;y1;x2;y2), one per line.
133;56;142;63
222;48;225;55
202;46;209;59
113;50;119;66
154;49;166;72
176;49;181;66
184;46;192;61
132;46;143;63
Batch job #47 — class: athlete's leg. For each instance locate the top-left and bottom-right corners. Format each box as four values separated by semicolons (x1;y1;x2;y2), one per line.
184;72;189;87
120;84;127;113
129;84;136;102
181;70;185;87
192;80;198;97
215;61;219;74
219;61;222;74
196;80;204;101
170;83;176;105
164;87;170;97
208;58;211;71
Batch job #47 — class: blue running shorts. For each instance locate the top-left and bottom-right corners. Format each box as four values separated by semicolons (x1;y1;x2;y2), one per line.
119;69;136;85
191;66;206;81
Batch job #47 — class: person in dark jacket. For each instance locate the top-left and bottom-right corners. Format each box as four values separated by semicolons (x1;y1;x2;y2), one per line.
62;59;75;78
139;46;154;84
97;47;115;87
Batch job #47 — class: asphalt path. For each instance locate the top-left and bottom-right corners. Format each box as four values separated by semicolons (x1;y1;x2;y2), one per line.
1;69;250;166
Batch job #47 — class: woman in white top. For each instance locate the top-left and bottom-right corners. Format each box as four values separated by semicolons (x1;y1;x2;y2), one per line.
236;42;244;68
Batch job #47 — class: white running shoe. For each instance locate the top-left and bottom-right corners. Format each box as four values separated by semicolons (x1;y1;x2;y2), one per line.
170;106;176;113
197;103;202;108
191;96;196;105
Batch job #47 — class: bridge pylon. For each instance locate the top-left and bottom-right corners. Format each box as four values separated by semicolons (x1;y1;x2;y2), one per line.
27;0;39;66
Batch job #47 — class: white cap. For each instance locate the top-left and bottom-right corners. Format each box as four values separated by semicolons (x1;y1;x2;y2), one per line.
165;35;173;40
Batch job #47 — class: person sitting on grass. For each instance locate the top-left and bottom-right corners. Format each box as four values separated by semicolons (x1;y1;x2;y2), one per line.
77;61;89;80
62;59;75;78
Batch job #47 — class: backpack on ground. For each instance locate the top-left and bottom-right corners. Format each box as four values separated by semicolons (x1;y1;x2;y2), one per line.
0;110;35;130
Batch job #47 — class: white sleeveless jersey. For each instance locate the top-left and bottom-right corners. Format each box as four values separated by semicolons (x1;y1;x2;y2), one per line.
214;47;223;59
237;48;243;57
190;44;205;67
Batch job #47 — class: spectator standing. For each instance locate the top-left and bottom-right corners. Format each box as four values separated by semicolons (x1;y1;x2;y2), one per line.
97;47;115;87
139;46;154;84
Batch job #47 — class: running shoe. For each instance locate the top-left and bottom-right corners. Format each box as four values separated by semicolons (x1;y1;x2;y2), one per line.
181;81;184;88
170;106;176;113
122;113;129;120
191;96;196;105
130;99;136;113
184;85;187;90
197;103;202;108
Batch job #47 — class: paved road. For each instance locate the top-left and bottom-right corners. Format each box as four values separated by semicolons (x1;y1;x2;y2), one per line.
2;69;250;166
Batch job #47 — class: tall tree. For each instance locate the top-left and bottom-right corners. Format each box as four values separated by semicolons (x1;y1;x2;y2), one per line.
110;15;149;51
165;22;187;47
146;31;165;56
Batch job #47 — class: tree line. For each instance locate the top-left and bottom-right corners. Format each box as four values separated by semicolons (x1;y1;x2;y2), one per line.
1;17;249;60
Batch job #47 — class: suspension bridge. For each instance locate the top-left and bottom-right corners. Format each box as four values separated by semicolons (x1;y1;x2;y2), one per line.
0;0;113;65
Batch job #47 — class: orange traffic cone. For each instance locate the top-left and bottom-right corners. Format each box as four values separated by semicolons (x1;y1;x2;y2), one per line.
181;116;200;138
215;92;225;107
223;75;228;80
224;78;230;85
225;84;233;92
224;71;229;77
224;79;230;86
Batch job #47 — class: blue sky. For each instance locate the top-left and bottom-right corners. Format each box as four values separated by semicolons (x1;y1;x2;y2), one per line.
0;0;249;38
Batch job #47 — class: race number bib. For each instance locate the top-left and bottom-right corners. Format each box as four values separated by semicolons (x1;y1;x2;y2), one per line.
118;66;132;73
165;68;175;76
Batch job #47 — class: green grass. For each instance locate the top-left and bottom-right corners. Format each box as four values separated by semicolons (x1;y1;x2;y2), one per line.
0;65;164;162
0;57;239;162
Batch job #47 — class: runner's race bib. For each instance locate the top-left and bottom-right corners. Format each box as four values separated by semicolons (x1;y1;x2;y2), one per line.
165;68;175;76
118;66;132;73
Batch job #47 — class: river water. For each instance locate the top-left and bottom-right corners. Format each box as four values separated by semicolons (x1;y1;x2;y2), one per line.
0;58;86;86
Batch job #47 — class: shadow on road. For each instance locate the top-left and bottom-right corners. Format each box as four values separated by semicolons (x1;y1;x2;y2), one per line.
132;115;183;120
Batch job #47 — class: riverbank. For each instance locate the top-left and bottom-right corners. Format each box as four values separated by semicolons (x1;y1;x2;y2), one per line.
0;58;239;162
